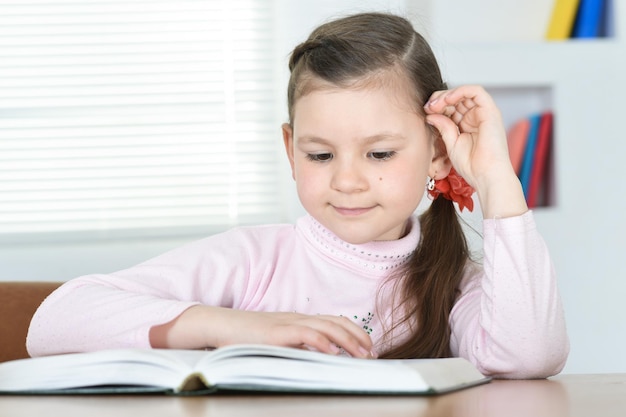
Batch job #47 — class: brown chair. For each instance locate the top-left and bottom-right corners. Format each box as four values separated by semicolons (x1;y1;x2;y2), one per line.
0;281;62;362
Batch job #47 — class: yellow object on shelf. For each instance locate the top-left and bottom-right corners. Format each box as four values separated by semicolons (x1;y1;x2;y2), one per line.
546;0;581;40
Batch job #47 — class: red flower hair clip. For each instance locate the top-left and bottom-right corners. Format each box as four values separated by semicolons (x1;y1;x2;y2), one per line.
427;167;475;212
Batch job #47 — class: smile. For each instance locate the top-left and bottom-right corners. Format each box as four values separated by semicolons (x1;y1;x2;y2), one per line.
332;206;375;216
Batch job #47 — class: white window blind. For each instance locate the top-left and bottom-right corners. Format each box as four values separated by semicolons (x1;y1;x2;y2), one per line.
0;0;282;243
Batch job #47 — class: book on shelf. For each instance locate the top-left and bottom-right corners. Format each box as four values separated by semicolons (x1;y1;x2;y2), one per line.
0;344;490;396
572;0;607;38
507;117;531;175
546;0;612;39
600;0;615;37
546;0;581;40
527;112;554;208
507;111;554;207
519;113;542;199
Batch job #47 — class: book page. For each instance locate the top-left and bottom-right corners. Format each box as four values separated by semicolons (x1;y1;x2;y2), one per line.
397;358;489;392
207;357;431;392
193;345;432;393
0;349;204;392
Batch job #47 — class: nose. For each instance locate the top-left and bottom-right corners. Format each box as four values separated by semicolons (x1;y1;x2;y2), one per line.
330;159;369;193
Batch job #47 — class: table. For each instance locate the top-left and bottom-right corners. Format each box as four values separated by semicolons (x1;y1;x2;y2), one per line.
1;374;624;417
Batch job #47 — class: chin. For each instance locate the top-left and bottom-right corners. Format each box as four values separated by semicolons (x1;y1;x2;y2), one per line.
341;236;372;245
333;229;380;245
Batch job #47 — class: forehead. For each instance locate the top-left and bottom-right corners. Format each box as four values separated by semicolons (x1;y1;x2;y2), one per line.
293;82;420;125
292;85;429;145
293;68;419;114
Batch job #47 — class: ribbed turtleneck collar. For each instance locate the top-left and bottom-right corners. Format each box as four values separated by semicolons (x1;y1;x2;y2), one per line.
296;214;420;278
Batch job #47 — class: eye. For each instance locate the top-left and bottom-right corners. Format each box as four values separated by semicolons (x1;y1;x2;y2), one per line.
306;153;333;162
368;151;396;161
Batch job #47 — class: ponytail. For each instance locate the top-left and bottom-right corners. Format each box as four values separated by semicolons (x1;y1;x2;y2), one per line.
380;196;470;359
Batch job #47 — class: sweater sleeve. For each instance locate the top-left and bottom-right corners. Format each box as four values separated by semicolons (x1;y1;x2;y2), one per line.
26;229;257;357
448;211;569;379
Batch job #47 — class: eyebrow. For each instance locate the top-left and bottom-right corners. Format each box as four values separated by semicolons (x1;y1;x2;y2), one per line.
297;133;406;146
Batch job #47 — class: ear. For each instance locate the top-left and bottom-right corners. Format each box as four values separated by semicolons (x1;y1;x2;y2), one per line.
429;136;452;180
282;123;296;180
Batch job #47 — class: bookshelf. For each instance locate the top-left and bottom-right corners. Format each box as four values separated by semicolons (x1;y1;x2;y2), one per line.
412;0;618;209
409;0;626;374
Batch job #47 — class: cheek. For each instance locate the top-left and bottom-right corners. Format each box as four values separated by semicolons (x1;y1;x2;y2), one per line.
381;160;428;197
385;178;422;200
294;162;320;191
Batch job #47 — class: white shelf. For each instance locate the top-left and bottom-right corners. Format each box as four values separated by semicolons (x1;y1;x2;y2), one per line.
435;40;622;86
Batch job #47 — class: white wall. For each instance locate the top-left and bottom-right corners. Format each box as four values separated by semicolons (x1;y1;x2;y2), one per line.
2;0;624;375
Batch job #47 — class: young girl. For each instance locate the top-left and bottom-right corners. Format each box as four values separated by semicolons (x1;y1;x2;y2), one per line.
27;12;568;378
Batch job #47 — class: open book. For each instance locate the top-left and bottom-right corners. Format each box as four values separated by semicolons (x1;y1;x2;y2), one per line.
0;344;490;395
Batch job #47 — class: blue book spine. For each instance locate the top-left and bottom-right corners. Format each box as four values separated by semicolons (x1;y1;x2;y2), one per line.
572;0;606;38
519;114;542;199
599;0;614;37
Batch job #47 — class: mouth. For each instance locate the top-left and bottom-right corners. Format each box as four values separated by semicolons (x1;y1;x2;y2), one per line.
332;206;375;216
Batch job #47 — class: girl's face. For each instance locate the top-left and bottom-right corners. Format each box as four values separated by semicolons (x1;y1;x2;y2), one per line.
283;82;447;244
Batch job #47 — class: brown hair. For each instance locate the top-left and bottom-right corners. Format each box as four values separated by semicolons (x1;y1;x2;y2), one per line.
286;12;471;359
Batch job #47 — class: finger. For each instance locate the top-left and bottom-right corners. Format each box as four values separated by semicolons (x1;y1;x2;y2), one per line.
425;85;491;115
423;89;451;113
328;315;373;344
328;315;375;355
290;327;341;354
425;113;462;159
455;100;473;115
310;316;375;358
451;111;463;126
440;85;498;112
272;322;374;359
442;105;457;119
269;325;341;355
426;89;447;105
442;99;475;127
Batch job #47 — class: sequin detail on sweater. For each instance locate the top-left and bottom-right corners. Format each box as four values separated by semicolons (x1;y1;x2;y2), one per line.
301;216;418;275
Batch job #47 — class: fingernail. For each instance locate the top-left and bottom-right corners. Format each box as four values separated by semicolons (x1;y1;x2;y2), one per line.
425;97;439;108
359;346;377;359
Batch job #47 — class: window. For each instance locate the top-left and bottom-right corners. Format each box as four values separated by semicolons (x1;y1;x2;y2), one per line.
0;0;282;243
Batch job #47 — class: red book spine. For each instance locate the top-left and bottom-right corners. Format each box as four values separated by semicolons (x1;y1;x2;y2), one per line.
527;112;553;208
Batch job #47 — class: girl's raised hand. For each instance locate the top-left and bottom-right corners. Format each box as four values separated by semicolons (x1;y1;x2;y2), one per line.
423;85;528;218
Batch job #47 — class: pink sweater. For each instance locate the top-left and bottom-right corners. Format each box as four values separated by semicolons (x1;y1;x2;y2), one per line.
27;211;569;378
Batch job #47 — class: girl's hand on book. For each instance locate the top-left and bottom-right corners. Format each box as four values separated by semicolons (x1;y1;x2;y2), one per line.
150;306;377;359
223;310;377;359
423;85;528;218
